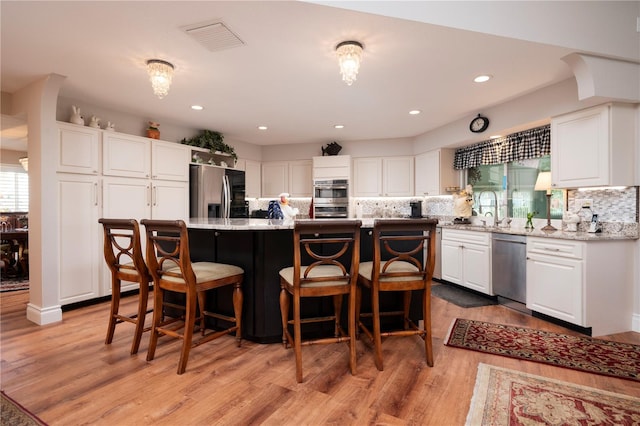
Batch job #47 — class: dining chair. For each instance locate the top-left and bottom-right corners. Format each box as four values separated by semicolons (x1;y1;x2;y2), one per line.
357;218;438;371
141;219;244;375
279;219;361;383
99;218;152;355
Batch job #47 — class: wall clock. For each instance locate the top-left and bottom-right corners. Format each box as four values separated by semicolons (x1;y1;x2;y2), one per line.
469;114;489;133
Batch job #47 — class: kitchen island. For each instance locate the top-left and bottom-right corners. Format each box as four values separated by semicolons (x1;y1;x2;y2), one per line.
186;218;430;343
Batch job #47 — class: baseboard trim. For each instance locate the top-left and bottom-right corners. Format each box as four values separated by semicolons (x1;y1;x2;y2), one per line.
26;302;62;325
632;313;640;333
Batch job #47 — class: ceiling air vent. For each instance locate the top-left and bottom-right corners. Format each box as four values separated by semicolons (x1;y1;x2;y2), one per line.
182;20;245;52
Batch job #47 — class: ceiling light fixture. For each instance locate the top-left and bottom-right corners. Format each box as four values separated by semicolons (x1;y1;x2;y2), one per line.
474;75;492;83
409;110;421;115
336;41;363;86
191;105;204;111
334;124;344;129
258;126;268;130
146;59;175;99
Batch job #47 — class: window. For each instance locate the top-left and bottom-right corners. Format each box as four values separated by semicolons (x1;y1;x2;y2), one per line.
0;164;29;212
467;155;564;220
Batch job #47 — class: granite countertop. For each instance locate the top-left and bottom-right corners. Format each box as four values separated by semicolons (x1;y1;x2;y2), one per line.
186;218;638;241
439;223;639;241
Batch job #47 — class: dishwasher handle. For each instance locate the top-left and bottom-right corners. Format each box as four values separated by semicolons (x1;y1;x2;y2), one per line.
493;237;526;244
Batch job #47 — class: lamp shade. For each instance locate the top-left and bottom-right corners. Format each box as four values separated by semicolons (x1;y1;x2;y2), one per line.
534;171;552;191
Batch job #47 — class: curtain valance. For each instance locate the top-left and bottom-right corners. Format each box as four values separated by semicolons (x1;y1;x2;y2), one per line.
453;124;550;170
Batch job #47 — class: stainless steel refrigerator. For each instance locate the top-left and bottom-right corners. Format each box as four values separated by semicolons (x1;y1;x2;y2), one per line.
189;164;248;218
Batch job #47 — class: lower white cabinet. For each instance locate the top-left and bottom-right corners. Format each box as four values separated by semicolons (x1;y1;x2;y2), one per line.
441;229;492;295
526;237;634;336
57;174;101;305
101;177;188;295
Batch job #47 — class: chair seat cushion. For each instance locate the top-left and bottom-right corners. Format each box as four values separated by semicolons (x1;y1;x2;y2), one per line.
358;261;420;282
279;265;349;288
164;262;243;284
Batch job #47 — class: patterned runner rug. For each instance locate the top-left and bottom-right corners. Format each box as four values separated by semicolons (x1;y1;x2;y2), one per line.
445;318;640;382
0;278;29;292
466;363;640;425
1;391;47;426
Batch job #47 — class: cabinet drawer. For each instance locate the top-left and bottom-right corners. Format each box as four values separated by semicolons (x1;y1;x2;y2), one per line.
441;229;490;246
526;237;583;260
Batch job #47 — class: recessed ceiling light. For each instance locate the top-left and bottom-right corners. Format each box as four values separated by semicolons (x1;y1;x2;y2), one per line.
257;126;268;130
409;110;421;115
191;105;204;110
334;124;344;129
474;75;492;83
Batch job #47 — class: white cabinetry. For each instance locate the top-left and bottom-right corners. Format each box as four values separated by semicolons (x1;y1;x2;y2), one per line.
102;132;151;179
353;156;414;197
312;155;351;180
56;123;190;303
289;160;312;197
441;229;492;295
57;173;101;304
526;237;634;336
261;161;288;198
261;160;312;198
551;103;635;188
236;159;261;198
415;149;458;196
57;123;100;175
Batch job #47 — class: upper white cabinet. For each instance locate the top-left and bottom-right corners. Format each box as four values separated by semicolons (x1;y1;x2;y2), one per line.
289;160;312;197
353;156;414;196
261;161;289;198
312;155;351;180
151;140;190;181
57;122;100;175
551;103;635;188
103;132;151;179
415;149;458;196
237;159;261;198
261;160;312;198
383;156;414;196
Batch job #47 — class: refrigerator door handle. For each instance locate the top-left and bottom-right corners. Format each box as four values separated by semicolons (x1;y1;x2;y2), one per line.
223;174;231;218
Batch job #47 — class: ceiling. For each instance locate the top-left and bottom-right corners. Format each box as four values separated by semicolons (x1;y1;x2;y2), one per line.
1;1;580;150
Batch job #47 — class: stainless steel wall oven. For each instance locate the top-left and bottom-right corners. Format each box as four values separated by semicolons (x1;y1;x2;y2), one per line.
313;179;349;218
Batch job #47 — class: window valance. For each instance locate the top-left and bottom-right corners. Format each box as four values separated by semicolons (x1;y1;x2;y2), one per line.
453;124;550;170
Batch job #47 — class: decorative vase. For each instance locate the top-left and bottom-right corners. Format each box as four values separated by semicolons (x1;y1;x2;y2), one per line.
147;128;160;139
525;218;534;229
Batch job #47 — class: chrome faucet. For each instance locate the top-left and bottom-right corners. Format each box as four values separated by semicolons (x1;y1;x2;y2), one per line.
478;190;499;225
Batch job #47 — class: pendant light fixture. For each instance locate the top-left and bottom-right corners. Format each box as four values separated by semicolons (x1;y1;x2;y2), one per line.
146;59;175;99
335;41;363;86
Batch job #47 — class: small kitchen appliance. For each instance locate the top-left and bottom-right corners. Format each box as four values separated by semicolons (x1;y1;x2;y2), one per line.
410;201;422;218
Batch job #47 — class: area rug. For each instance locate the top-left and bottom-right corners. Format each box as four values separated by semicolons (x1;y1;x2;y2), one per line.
1;391;47;426
0;278;29;292
445;318;640;382
466;363;640;426
431;283;498;308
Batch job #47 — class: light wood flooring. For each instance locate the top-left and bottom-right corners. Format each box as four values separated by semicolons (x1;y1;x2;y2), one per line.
1;288;639;425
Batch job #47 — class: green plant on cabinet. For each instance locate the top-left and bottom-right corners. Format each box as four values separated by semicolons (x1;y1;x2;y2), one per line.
180;129;237;162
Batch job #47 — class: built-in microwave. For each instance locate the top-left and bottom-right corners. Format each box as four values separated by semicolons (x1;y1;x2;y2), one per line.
313;179;349;218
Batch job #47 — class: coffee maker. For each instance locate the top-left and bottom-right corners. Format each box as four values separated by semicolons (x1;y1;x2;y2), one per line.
410;201;423;218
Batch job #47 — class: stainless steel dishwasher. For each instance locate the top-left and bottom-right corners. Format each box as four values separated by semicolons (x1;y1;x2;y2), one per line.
491;233;526;304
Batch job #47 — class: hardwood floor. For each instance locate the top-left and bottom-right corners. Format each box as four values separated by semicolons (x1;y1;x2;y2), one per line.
2;288;639;425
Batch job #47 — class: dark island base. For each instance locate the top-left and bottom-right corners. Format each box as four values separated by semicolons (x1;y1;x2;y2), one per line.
181;228;424;344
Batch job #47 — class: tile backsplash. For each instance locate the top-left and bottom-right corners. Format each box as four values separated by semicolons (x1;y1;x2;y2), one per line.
248;186;639;235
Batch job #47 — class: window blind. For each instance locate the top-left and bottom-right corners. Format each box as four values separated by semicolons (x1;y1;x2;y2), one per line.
0;164;29;212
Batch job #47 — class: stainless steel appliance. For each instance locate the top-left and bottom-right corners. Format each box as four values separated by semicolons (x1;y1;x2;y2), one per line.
410;201;423;218
189;164;247;219
313;179;349;218
491;233;526;304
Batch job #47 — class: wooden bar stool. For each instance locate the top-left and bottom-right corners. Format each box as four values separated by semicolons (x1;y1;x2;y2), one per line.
279;219;361;383
357;218;438;371
99;218;152;355
141;219;244;375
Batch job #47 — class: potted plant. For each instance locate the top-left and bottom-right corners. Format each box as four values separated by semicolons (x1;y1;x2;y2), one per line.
147;121;160;139
180;130;237;163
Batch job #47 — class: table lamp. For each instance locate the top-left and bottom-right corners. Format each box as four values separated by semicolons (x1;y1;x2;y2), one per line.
534;171;556;231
